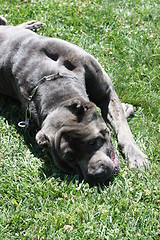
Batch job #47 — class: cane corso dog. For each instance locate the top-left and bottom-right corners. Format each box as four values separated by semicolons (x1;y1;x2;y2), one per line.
0;17;149;184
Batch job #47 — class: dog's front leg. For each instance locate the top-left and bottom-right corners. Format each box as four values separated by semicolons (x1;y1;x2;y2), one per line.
101;74;149;168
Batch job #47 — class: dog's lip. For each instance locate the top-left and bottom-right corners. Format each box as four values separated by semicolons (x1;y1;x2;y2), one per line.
110;145;120;174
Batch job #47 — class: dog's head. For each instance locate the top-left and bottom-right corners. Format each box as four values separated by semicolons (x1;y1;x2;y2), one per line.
36;99;119;185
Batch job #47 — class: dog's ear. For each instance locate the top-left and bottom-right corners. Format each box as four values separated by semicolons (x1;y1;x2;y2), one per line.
36;130;50;148
66;99;88;121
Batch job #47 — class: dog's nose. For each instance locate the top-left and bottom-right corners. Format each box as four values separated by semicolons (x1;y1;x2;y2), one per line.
86;161;114;185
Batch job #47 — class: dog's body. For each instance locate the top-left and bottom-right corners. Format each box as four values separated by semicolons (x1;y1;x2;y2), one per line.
0;17;149;184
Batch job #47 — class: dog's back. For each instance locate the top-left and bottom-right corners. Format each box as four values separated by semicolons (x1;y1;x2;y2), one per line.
0;20;37;98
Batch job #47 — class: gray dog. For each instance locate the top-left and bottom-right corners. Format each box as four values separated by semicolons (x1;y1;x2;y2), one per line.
0;17;149;184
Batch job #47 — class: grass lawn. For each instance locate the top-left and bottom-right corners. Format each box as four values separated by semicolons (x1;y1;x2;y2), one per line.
0;0;159;239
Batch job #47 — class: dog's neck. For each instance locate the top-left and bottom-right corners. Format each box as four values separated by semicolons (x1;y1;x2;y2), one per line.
23;74;89;126
28;83;89;126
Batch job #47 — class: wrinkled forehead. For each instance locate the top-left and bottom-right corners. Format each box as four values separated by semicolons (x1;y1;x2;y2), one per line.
86;112;109;135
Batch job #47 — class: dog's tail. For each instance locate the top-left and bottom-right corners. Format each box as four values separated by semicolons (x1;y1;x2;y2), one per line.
0;16;7;25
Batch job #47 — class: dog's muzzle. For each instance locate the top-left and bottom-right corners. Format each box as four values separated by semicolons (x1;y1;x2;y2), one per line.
86;148;120;185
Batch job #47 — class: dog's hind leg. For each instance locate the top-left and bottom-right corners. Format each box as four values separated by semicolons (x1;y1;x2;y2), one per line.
0;16;7;25
0;16;43;30
17;20;44;30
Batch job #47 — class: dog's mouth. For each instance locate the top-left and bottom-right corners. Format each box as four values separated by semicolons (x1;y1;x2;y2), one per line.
110;145;120;174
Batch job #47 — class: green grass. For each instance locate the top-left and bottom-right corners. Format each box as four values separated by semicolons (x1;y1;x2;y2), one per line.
0;0;160;239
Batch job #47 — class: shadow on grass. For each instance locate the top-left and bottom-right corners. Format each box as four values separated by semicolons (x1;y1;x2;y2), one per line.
0;96;76;180
0;95;115;188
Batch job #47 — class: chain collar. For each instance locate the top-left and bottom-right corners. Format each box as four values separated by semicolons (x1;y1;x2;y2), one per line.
18;72;78;128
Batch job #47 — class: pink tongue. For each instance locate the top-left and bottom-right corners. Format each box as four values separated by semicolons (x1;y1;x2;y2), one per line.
110;146;118;166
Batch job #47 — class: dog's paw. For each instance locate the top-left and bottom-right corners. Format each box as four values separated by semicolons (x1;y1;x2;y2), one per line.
121;103;136;119
127;144;150;169
19;20;44;30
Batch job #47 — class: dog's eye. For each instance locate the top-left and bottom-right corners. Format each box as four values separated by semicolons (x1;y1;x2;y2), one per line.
89;139;97;146
88;137;104;152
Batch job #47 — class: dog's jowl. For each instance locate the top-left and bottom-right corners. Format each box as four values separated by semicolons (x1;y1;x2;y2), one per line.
0;17;149;184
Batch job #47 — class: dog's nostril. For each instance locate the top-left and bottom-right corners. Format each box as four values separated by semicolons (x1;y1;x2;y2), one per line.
63;60;75;71
87;163;114;184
